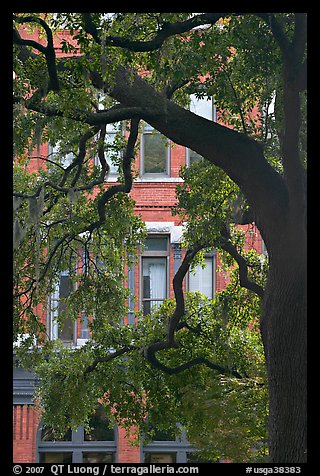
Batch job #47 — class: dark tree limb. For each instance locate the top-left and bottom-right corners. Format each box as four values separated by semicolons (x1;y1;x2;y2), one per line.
84;345;136;376
85;117;139;233
144;352;243;378
163;78;190;100
80;241;245;380
143;243;245;379
13;15;60;92
255;14;291;57
81;13;229;52
18;96;156;128
220;225;264;299
169;246;204;343
13;121;139;302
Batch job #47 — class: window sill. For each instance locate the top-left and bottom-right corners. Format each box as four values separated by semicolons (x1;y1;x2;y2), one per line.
76;338;89;348
136;177;183;183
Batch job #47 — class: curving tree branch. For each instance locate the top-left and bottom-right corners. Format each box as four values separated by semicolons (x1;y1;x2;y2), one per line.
220;225;264;299
85;117;139;233
83;345;136;376
143;243;245;379
13;119;140;301
13;14;60;92
81;13;229;52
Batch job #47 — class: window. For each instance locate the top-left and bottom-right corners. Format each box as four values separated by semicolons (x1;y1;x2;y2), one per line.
48;271;76;344
94;123;122;176
49;142;74;168
152;428;176;441
190;94;215;121
142;426;204;463
82;452;114;463
186;148;203;166
144;453;177;463
188;255;215;299
140;123;170;176
41;427;72;442
141;236;169;315
37;405;117;463
39;453;73;463
186;95;216;166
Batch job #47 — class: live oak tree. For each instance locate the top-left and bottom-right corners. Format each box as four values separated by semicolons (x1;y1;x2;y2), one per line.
13;13;307;463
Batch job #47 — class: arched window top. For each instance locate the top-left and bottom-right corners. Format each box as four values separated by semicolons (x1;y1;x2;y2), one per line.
37;405;117;463
40;404;115;443
41;426;72;442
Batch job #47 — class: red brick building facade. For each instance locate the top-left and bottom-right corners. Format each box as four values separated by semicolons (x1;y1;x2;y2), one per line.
13;27;264;465
13;129;263;464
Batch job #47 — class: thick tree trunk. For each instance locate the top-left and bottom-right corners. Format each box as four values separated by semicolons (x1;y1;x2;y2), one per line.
14;12;307;463
260;225;307;463
106;60;308;462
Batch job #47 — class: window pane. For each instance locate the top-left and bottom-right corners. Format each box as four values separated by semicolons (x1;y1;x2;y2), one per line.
83;452;114;463
39;452;72;463
143;133;167;174
59;275;73;300
58;274;74;341
144;453;176;463
58;318;74;341
104;131;119;174
189;149;203;164
52;143;74;167
189;258;213;299
41;426;72;442
143;122;154;132
190;94;212;120
142;258;166;300
142;258;167;315
84;405;115;441
153;428;176;441
143;300;166;315
94;124;122;175
145;237;168;252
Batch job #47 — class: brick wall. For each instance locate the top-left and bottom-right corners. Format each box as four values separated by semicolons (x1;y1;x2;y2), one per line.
13;405;39;463
13;43;265;460
130;182;179;208
117;427;141;463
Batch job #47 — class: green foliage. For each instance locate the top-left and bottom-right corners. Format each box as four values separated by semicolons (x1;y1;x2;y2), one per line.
13;141;146;345
181;375;268;462
18;249;268;460
14;12;305;461
174;159;241;251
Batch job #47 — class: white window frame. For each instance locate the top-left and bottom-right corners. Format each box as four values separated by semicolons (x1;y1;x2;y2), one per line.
48;270;77;346
49;142;74;168
140;235;170;315
187;253;216;299
186;95;217;167
94;122;124;177
140;123;170;178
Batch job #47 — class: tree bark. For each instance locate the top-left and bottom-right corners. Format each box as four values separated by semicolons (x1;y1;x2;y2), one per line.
14;16;307;460
108;66;307;462
261;221;307;462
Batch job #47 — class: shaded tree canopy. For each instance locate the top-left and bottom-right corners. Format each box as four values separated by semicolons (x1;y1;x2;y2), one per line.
13;13;306;463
